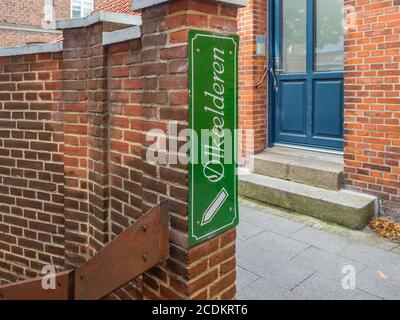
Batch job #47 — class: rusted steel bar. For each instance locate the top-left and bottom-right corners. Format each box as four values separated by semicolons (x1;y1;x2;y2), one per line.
0;270;74;300
74;201;170;300
0;201;170;300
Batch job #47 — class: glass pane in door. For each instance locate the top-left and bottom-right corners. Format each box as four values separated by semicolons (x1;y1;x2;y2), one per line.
282;0;307;74
315;0;344;71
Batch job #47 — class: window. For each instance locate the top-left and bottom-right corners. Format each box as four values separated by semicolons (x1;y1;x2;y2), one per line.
71;0;94;18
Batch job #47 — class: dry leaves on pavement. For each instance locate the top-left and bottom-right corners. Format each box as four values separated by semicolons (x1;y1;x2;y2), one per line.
370;218;400;244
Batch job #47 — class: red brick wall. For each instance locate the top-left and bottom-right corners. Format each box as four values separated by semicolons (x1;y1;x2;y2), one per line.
0;0;239;299
343;0;400;218
0;0;105;48
106;0;238;300
0;29;57;47
237;0;400;217
0;0;45;27
238;0;268;160
0;0;105;26
0;52;64;283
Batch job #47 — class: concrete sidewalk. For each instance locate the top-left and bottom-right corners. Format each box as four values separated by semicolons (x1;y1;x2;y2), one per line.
237;199;400;300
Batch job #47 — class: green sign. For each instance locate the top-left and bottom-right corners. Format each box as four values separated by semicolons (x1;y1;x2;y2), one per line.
188;30;239;247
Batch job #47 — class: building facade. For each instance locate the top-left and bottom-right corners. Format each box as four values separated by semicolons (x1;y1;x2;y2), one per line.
0;0;398;300
0;0;104;48
238;0;400;221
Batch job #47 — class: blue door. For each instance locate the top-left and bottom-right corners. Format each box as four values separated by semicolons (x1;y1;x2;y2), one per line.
272;0;344;150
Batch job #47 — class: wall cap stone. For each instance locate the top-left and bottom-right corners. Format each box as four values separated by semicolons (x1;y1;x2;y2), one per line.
0;42;63;57
0;23;62;34
103;26;142;46
132;0;247;10
56;12;142;30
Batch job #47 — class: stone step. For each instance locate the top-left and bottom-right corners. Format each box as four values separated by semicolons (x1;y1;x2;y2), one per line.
268;146;344;164
239;171;377;230
252;151;344;190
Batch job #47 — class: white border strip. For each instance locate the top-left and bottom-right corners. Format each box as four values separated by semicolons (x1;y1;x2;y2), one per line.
56;12;142;30
102;26;142;46
133;0;247;10
0;42;63;57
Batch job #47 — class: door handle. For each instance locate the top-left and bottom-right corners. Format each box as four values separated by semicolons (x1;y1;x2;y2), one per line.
274;57;283;76
269;68;278;92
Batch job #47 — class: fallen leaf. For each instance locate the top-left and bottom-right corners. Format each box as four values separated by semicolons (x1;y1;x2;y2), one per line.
370;218;400;244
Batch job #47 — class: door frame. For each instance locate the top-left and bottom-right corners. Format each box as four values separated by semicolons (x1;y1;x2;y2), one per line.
267;0;344;151
267;0;275;148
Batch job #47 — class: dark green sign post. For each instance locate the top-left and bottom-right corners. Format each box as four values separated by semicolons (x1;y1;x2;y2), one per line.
188;30;239;247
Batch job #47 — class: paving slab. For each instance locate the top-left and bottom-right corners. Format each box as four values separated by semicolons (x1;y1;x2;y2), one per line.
240;204;305;235
237;220;265;241
237;278;301;300
246;229;310;259
339;243;400;275
238;249;314;290
290;247;366;282
236;266;260;291
290;226;351;254
292;273;381;300
357;267;400;300
237;202;400;300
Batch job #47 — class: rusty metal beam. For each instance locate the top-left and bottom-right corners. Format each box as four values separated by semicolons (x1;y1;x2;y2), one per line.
74;201;170;300
0;270;74;300
0;201;170;300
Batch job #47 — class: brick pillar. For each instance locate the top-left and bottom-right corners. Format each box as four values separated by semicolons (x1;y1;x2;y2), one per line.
86;23;110;256
135;0;243;300
238;0;268;160
61;21;122;268
62;26;92;268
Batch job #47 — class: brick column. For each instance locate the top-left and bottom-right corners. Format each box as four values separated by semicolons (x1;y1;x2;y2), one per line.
62;25;92;268
61;21;125;267
238;0;268;160
135;0;243;300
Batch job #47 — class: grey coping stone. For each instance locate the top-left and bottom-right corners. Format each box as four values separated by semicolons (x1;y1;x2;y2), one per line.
292;273;381;300
290;226;352;254
237;278;301;300
133;0;247;10
236;266;260;291
56;12;141;29
0;42;62;57
102;26;141;46
290;247;366;282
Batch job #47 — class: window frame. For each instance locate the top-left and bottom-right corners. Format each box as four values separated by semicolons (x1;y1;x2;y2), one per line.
71;0;94;19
